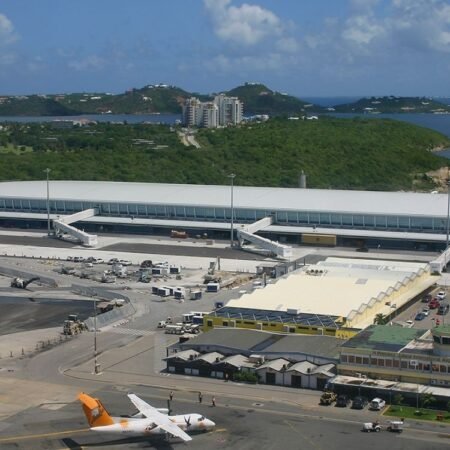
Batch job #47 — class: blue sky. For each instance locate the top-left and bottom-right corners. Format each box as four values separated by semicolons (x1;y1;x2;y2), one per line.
1;0;449;97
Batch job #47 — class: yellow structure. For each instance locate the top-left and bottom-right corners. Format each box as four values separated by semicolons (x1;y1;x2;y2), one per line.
207;258;436;338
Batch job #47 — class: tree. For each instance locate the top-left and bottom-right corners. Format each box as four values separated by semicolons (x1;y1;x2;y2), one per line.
420;393;436;409
373;313;389;325
393;393;404;405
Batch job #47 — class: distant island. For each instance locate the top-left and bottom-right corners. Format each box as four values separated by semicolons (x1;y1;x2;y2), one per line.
332;96;450;114
1;83;449;117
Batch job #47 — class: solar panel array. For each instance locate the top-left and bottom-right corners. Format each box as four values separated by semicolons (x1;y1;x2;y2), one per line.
211;306;340;328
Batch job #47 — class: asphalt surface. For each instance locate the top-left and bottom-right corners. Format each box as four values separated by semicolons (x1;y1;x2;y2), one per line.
0;387;448;450
0;234;76;248
0;296;94;335
101;242;266;260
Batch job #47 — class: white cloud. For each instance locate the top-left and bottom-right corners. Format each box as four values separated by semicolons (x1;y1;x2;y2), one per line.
342;14;385;46
0;13;17;45
67;55;106;71
206;52;285;73
203;0;282;46
276;37;300;53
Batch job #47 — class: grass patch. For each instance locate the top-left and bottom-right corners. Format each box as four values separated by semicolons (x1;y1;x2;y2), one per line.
385;405;450;423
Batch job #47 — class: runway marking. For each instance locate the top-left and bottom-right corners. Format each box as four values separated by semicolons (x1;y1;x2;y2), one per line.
284;420;324;450
0;427;90;443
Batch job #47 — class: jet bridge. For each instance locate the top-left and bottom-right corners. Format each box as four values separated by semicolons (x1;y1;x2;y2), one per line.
237;217;292;259
53;208;98;247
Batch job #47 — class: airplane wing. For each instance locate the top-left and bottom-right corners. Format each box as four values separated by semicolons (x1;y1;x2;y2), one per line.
127;393;192;442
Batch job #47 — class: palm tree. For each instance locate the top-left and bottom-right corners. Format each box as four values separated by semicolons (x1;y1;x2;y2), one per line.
373;313;389;325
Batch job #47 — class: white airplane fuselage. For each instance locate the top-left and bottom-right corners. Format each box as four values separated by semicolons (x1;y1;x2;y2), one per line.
91;413;215;436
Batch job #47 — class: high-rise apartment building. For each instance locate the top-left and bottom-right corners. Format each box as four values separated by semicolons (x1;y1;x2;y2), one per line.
182;95;243;128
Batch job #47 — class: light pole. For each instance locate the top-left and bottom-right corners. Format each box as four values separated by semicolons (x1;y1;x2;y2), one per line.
228;173;236;248
446;180;450;267
44;168;51;236
93;296;100;374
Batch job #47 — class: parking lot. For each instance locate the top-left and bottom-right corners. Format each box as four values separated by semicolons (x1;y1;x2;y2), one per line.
394;285;450;328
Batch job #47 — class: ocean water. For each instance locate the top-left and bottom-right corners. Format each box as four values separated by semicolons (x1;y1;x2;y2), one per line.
0;113;182;125
1;109;450;139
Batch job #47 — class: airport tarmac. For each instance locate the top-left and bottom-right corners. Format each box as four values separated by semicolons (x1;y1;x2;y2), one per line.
0;386;448;450
0;228;449;449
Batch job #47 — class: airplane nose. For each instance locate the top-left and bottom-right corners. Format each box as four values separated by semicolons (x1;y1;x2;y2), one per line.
207;420;216;428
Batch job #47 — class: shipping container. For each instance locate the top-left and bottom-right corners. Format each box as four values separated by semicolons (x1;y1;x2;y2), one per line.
157;287;170;297
206;282;220;293
190;290;202;300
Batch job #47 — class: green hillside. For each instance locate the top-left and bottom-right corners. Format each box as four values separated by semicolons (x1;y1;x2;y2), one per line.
0;95;78;116
0;117;448;191
56;85;191;114
333;96;450;113
226;83;324;114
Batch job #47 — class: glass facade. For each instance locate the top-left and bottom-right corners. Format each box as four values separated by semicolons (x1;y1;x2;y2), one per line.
0;197;447;234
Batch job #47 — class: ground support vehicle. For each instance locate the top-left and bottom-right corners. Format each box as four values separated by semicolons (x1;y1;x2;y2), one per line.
319;392;337;405
387;421;404;433
362;422;381;432
11;276;40;289
63;315;87;335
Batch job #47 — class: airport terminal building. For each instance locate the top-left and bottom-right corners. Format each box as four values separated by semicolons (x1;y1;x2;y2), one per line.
0;180;449;250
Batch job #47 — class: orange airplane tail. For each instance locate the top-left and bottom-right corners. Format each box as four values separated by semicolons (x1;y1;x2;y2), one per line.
78;392;115;427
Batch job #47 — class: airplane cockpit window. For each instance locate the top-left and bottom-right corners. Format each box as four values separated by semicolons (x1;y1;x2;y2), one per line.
198;416;205;421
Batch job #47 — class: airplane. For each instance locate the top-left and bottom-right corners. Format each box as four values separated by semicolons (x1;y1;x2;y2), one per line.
78;392;215;442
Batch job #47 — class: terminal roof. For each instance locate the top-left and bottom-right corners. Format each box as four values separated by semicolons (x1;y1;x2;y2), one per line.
0;180;448;217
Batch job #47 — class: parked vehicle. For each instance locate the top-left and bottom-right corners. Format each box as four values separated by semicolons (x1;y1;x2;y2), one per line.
157;320;167;328
90;257;104;264
73;256;85;263
165;325;184;335
362;421;381;432
351;396;368;410
335;395;351;407
140;259;153;268
119;259;132;266
108;258;119;265
429;298;440;309
438;302;449;315
414;312;426;321
422;293;432;303
369;398;386;410
422;307;430;316
436;290;446;300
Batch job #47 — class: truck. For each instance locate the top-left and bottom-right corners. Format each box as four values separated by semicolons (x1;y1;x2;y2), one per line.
319;391;337;405
165;324;184;335
63;314;87;335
